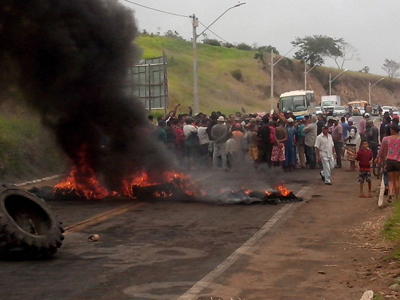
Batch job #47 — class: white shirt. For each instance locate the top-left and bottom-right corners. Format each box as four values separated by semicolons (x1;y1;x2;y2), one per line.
183;124;197;138
315;133;334;157
197;127;210;145
226;138;238;154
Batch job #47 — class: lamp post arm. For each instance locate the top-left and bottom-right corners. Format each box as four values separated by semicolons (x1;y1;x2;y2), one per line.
371;78;384;88
331;69;348;82
306;64;318;74
197;3;245;37
273;47;295;66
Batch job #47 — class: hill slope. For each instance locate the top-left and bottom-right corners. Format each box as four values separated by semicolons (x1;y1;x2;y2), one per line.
137;35;400;113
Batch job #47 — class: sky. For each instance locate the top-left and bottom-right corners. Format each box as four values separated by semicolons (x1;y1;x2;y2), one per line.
121;0;400;76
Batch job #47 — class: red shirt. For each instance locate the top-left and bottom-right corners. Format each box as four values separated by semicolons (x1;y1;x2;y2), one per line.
356;149;373;171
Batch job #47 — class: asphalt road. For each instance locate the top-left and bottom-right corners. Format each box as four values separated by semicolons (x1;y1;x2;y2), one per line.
0;166;318;300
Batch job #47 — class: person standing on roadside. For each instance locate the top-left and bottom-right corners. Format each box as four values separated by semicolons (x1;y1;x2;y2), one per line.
366;119;379;160
345;118;359;171
316;113;326;136
377;124;400;201
284;118;297;171
211;116;228;171
359;113;369;141
257;116;272;168
303;116;317;169
296;118;306;168
356;141;373;198
315;125;336;185
332;118;343;168
271;121;287;167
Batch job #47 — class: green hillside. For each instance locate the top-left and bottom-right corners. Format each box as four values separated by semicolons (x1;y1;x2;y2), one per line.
137;35;270;114
136;35;400;114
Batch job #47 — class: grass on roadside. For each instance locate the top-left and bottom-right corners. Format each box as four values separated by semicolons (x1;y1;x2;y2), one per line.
382;201;400;260
0;114;66;182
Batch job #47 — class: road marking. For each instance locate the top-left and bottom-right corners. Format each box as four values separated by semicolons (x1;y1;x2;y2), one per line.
177;185;310;300
64;173;212;234
64;202;145;234
15;174;64;187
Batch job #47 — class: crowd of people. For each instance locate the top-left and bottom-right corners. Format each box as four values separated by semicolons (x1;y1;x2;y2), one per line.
148;104;400;200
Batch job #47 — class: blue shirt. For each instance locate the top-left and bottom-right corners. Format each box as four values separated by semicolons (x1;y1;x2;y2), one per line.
341;122;349;139
285;126;297;146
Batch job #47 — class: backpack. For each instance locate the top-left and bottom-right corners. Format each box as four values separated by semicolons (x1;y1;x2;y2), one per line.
184;131;199;147
269;126;276;144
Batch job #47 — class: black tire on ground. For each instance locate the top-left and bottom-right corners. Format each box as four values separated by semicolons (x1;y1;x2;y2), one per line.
0;187;64;259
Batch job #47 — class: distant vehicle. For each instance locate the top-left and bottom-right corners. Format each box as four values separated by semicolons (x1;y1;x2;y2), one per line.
333;106;346;116
382;106;392;114
321;95;341;115
315;106;323;115
372;105;380;116
278;90;316;117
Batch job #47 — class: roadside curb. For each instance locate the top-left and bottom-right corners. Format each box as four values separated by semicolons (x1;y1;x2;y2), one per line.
14;174;64;187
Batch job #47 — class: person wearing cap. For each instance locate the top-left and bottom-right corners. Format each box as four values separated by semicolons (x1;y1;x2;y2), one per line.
316;113;326;136
332;118;344;168
315;125;336;185
345;118;359;171
284;118;297;171
359;113;370;141
211;116;229;171
366;119;379;160
377;123;400;200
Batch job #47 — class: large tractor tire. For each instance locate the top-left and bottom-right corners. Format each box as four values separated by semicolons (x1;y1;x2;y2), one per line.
0;187;64;259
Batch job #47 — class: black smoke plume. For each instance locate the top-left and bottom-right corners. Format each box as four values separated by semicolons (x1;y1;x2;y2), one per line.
0;0;171;191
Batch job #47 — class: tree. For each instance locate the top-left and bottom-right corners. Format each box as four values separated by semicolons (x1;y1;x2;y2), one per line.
253;45;279;70
359;66;370;73
291;35;344;66
330;42;359;69
164;30;183;40
382;59;400;79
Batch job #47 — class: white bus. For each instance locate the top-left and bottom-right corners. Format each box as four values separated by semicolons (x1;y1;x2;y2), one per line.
278;90;316;117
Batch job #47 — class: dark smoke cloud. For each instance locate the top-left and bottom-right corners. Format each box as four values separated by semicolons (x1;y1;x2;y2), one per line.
0;0;172;191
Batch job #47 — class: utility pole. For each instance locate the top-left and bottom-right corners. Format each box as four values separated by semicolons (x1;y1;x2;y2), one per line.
368;78;384;105
304;61;317;91
329;69;348;95
270;49;274;111
192;15;199;115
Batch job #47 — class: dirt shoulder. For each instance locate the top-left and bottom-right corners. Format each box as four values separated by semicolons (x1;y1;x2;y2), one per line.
198;168;398;300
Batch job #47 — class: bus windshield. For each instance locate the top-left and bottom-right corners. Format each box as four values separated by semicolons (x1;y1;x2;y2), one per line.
280;96;307;112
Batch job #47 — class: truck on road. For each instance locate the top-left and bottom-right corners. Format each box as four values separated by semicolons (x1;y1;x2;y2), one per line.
321;95;341;116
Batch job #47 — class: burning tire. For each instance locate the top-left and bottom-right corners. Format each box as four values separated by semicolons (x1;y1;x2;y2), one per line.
0;187;64;259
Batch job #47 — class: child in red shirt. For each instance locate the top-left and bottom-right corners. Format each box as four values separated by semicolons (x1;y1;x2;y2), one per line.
355;140;373;198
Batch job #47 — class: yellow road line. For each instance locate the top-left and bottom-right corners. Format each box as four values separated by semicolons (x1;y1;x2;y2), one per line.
64;173;212;234
64;202;145;234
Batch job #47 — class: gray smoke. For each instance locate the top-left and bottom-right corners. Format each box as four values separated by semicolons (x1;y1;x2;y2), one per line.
0;0;171;191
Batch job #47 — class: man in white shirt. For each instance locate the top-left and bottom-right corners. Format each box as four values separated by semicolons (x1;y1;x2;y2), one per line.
315;125;336;185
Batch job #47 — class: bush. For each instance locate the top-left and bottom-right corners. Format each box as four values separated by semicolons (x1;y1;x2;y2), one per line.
231;69;243;82
236;43;252;51
222;42;234;48
203;39;221;46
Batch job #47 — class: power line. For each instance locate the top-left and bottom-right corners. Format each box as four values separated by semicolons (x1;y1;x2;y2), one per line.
198;21;229;44
123;0;190;18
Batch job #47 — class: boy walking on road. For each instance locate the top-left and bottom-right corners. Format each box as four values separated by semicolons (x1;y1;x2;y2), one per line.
356;140;373;198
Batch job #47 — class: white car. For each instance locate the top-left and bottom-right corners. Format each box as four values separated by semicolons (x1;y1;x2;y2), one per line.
382;106;392;114
333;106;346;116
315;106;323;115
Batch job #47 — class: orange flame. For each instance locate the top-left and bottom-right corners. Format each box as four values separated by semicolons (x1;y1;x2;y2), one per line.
276;184;291;197
54;145;111;200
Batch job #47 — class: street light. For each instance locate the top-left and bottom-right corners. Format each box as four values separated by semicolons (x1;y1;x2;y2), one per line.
329;69;348;95
304;61;317;91
269;47;296;111
191;3;246;114
368;78;384;105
